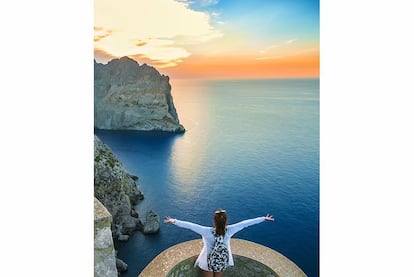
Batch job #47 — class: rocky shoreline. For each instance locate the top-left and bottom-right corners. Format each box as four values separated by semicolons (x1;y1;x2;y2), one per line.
94;135;161;274
94;135;144;239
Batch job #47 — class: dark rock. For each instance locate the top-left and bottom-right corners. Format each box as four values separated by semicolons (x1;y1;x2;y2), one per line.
130;190;144;205
136;219;144;231
130;208;139;218
143;210;160;234
118;234;129;241
129;174;139;181
122;218;141;234
116;258;128;272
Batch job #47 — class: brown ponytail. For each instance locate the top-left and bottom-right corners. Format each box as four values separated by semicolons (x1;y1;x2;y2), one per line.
213;209;227;236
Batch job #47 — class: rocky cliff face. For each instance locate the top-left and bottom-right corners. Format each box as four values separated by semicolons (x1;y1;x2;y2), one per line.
94;56;185;132
94;135;144;239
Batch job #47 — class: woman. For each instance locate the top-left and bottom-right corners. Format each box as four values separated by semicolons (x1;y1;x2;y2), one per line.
164;209;275;277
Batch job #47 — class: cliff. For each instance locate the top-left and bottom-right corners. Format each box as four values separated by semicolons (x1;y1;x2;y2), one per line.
94;56;185;132
94;135;144;239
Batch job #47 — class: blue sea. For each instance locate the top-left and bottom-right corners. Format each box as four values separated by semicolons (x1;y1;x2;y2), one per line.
95;78;319;277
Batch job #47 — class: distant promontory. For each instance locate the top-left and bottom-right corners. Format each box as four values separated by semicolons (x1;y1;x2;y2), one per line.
94;56;185;132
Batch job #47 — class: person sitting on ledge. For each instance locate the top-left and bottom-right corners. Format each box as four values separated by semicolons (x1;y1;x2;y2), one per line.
164;209;275;277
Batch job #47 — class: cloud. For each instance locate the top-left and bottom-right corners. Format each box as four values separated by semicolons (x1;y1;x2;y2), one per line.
94;27;112;42
200;0;219;6
211;12;220;17
175;0;218;7
94;48;118;63
134;38;192;63
285;38;298;44
135;40;147;47
259;44;281;54
94;0;222;67
258;39;298;54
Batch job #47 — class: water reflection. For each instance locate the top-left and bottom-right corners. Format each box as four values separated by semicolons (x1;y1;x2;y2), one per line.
169;80;211;196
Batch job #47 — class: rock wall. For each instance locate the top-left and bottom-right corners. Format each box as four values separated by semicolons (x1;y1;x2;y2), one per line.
94;135;144;239
94;197;117;277
94;56;185;132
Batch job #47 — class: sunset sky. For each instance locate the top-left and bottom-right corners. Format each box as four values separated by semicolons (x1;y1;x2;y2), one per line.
94;0;319;79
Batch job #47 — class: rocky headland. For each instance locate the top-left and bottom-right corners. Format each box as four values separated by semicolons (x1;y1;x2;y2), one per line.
94;56;185;132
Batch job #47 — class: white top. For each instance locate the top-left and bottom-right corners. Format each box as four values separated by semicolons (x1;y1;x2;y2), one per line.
173;217;266;271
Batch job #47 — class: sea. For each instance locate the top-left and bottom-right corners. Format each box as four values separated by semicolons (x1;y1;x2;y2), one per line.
95;78;319;277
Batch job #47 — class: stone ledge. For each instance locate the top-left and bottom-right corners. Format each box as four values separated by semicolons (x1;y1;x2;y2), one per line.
94;197;111;221
94;197;112;232
139;239;307;277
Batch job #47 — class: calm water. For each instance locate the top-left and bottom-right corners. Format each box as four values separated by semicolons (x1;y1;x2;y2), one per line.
95;78;319;277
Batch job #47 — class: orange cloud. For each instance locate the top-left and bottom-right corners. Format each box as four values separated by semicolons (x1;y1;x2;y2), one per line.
135;41;147;47
94;48;117;63
94;26;112;42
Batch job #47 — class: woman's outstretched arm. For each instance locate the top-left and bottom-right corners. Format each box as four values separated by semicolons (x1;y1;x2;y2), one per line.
164;216;177;224
227;214;275;237
164;216;211;236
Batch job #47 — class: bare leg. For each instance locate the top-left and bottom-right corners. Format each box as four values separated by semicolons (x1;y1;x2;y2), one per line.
202;270;214;277
214;272;224;277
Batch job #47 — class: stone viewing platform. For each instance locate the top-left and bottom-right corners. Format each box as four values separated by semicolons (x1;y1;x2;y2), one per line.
139;239;307;277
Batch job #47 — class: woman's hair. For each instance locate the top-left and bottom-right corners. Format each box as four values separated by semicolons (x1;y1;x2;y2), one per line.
213;208;227;236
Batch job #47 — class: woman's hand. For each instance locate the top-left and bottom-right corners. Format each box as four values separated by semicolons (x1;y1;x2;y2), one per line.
264;214;275;221
164;216;177;224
